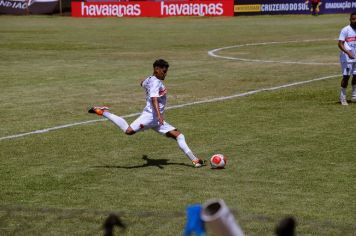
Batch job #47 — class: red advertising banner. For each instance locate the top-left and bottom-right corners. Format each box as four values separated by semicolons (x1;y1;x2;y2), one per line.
71;0;234;17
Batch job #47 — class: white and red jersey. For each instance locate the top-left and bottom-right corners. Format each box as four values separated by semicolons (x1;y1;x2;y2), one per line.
339;25;356;63
141;75;167;114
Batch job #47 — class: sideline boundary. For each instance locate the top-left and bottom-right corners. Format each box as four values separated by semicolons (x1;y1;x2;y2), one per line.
0;74;339;142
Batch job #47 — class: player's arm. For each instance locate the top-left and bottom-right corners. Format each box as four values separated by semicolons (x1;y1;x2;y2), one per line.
151;97;164;125
338;40;355;59
140;78;147;87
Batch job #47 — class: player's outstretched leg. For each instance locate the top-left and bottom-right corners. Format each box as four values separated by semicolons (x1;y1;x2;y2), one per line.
167;131;205;168
88;106;131;133
88;106;110;116
103;112;130;133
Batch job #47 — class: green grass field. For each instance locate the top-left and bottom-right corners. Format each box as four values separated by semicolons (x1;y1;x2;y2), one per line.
0;14;355;235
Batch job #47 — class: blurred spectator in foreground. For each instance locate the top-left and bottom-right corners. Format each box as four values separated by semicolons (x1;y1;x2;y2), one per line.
103;214;126;236
275;216;297;236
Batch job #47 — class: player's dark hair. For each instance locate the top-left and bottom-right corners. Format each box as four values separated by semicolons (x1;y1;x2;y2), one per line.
351;12;356;17
153;59;169;69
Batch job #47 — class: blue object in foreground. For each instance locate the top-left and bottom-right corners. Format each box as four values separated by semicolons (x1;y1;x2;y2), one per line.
183;204;206;236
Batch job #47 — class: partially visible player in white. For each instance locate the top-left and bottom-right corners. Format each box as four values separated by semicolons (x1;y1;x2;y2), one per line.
88;59;205;168
338;12;356;105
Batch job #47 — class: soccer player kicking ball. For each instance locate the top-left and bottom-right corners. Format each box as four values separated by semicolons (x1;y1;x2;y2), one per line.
338;12;356;105
88;59;205;168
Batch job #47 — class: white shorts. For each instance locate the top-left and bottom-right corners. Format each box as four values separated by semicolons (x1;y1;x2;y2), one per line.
130;111;176;135
340;61;356;76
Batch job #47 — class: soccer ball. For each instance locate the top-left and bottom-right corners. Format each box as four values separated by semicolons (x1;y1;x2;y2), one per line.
210;154;227;169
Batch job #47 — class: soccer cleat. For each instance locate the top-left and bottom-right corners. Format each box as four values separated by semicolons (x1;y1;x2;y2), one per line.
88;106;109;116
340;99;348;106
192;159;205;168
351;97;356;103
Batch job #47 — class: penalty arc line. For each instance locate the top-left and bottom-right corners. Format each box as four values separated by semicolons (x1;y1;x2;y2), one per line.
208;39;339;65
0;74;339;142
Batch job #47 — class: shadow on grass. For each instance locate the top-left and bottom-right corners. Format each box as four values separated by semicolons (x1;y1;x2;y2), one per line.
93;155;193;169
335;100;356;105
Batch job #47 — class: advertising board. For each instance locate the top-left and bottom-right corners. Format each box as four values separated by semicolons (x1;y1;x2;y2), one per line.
71;0;234;17
0;0;58;14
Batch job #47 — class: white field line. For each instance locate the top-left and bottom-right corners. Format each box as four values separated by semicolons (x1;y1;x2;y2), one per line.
208;39;339;65
0;74;339;142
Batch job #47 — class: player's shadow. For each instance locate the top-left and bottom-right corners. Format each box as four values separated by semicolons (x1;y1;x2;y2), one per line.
94;155;192;169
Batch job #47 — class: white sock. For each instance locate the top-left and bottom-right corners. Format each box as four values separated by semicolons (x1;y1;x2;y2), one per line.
103;111;129;132
176;134;198;162
340;87;347;100
352;85;356;97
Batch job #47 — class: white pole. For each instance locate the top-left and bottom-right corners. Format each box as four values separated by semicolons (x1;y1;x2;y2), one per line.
201;199;244;236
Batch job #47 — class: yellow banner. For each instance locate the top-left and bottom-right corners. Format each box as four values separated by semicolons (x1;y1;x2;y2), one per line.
234;4;261;12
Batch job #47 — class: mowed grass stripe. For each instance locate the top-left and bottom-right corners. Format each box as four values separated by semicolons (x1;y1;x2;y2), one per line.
0;74;339;141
